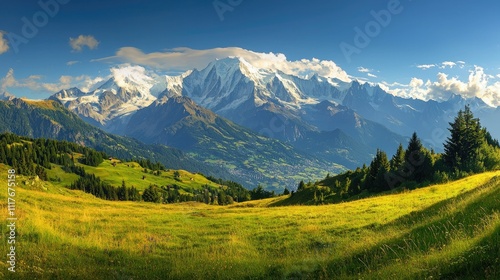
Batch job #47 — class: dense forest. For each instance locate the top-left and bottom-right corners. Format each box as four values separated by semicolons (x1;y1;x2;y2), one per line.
288;105;500;205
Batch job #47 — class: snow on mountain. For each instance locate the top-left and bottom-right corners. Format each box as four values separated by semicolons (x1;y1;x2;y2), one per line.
50;65;169;132
50;57;500;144
0;91;15;101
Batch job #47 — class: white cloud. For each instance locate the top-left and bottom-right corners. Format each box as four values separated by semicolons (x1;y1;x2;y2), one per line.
66;61;79;66
417;64;436;70
440;61;457;69
381;81;407;87
418;61;467;70
385;66;500;107
69;35;99;52
0;31;9;55
0;69;16;92
358;67;370;73
0;69;105;95
367;73;377;78
93;47;351;82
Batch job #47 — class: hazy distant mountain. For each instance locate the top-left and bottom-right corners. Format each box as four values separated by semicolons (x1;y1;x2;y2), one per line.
125;95;342;189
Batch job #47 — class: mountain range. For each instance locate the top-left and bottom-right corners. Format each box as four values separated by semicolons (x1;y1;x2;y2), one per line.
18;56;500;189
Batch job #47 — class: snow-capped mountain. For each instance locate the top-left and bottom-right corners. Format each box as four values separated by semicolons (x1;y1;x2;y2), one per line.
50;66;179;133
165;57;348;113
0;91;15;101
160;57;499;151
50;57;500;167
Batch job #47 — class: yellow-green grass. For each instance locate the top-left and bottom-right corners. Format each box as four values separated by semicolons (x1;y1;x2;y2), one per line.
47;158;226;193
0;163;498;279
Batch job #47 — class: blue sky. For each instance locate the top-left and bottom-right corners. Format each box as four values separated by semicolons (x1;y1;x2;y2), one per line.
1;0;500;106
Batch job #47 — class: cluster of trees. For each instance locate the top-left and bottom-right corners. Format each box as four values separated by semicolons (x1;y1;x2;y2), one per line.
142;184;245;205
0;133;106;180
79;149;105;166
206;175;252;202
142;184;196;204
140;174;256;205
70;175;141;201
134;158;166;171
249;185;276;200
293;106;500;203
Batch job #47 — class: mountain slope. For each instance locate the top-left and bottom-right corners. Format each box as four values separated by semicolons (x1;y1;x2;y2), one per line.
0;98;228;179
125;96;342;189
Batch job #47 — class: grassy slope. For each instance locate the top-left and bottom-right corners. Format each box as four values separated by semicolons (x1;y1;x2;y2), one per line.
0;163;498;279
8;138;227;194
45;157;226;193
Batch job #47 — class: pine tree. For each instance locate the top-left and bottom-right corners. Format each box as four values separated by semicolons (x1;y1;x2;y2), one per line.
366;149;390;191
390;143;405;172
117;180;129;201
297;180;306;191
443;105;484;173
403;132;433;182
143;185;161;203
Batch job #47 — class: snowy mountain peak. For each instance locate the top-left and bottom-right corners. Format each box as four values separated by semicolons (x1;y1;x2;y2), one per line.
96;65;158;98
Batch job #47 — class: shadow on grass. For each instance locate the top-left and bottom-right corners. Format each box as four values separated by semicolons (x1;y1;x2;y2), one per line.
311;176;500;279
439;221;500;279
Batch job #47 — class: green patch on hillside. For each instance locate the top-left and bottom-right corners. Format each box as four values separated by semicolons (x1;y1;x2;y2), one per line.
79;158;224;192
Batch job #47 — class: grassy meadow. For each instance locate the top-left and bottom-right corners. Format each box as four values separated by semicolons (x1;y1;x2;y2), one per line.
1;163;499;279
46;157;225;193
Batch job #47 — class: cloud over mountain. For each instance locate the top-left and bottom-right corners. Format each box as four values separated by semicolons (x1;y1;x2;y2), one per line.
94;47;351;82
0;68;104;94
387;66;500;107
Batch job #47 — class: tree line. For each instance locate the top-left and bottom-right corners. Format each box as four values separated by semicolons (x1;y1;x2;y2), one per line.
0;133;106;179
291;105;500;204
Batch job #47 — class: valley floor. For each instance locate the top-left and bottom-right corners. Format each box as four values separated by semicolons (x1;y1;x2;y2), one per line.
1;164;499;279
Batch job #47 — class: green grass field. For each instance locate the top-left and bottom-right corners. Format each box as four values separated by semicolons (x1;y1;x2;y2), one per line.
46;157;226;193
1;163;499;279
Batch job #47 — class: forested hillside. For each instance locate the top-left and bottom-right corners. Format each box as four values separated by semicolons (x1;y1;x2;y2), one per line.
0;133;251;205
282;105;500;205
